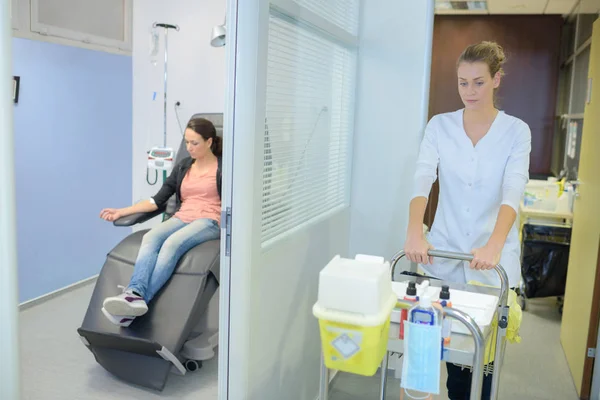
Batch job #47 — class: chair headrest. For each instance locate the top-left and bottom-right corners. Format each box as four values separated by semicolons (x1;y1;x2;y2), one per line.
175;113;223;164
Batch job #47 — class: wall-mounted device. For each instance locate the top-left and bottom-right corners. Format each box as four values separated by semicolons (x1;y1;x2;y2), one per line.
147;147;175;171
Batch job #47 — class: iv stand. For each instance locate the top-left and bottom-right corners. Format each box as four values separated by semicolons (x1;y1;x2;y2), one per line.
151;23;179;221
152;22;179;150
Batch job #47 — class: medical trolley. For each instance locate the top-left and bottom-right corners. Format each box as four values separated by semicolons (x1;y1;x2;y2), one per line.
317;249;511;400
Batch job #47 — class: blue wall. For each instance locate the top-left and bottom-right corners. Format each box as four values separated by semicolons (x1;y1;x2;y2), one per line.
12;38;132;303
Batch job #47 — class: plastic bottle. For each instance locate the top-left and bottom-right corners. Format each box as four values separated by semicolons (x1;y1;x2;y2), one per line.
149;28;160;66
566;184;575;212
556;185;571;214
438;285;452;345
400;282;418;339
409;294;440;326
419;279;430;294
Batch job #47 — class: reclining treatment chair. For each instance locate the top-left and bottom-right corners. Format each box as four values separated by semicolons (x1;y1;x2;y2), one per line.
77;113;223;391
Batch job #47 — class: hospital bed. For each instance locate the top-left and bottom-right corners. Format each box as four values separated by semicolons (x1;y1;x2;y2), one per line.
76;113;223;391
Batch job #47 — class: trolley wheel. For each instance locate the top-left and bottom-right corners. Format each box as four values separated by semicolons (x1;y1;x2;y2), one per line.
516;284;527;311
185;359;202;372
519;295;527;311
557;296;564;315
515;288;526;311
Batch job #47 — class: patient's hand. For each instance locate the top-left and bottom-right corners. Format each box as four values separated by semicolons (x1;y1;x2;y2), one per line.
100;208;124;222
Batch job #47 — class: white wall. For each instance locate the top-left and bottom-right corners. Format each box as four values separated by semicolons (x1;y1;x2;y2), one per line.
132;0;226;230
349;0;434;272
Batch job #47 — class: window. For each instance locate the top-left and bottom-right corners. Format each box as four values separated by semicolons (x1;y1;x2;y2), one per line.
571;46;591;115
260;2;358;246
577;0;600;47
551;1;598;178
30;0;132;51
559;16;576;64
577;13;596;47
556;64;573;116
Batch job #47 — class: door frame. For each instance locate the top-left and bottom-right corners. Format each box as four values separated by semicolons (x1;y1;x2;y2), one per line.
218;0;270;397
592;298;600;400
583;243;600;398
561;17;600;399
577;19;600;399
0;0;21;399
217;0;239;397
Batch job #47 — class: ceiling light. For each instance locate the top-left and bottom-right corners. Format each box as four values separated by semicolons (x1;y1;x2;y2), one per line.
436;2;453;9
435;1;488;11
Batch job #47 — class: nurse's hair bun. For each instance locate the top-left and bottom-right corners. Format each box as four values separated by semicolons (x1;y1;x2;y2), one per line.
457;41;506;78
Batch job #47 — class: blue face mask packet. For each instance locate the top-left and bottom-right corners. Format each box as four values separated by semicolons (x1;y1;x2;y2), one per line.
401;321;442;396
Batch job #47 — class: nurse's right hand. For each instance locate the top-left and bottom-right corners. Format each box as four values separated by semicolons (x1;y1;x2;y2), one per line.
404;233;434;265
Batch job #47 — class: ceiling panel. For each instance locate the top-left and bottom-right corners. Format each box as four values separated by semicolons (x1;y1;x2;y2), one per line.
545;0;579;14
435;9;490;15
488;0;547;14
434;1;489;14
434;0;599;15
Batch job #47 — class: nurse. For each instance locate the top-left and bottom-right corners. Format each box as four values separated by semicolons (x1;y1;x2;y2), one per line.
404;41;531;399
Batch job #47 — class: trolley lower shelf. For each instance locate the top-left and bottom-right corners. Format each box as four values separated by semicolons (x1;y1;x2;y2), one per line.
388;276;498;368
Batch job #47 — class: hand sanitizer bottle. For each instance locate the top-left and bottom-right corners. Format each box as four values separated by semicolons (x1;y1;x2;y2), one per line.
409;295;440;326
400;282;418;339
439;285;453;345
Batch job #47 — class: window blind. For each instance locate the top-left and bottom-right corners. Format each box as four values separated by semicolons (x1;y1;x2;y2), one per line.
261;11;357;246
292;0;360;35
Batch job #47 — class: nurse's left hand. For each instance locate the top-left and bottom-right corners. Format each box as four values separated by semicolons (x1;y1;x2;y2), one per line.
470;243;502;270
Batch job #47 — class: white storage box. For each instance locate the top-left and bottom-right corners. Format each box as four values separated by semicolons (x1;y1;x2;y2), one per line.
524;179;560;211
317;254;393;316
391;281;497;335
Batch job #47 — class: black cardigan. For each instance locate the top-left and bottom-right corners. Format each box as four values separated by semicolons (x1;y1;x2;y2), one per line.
151;156;222;212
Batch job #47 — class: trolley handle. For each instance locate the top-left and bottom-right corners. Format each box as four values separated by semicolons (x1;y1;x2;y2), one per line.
390;249;509;312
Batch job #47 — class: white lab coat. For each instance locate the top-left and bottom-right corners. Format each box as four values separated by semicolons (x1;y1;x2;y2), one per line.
413;109;531;288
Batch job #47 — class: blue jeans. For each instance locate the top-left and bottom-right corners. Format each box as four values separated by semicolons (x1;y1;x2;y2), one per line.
128;217;220;303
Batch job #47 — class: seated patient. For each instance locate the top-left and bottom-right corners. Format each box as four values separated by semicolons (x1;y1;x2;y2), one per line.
99;117;222;327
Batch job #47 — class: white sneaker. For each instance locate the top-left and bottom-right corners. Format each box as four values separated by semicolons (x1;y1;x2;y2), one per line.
101;307;136;327
103;289;148;317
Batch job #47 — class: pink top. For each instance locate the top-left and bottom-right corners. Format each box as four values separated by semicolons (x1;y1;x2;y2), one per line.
174;161;221;225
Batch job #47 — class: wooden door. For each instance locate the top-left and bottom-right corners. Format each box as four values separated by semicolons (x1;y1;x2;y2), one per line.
560;18;600;400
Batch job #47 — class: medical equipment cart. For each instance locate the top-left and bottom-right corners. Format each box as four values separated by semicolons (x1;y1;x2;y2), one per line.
318;250;510;400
